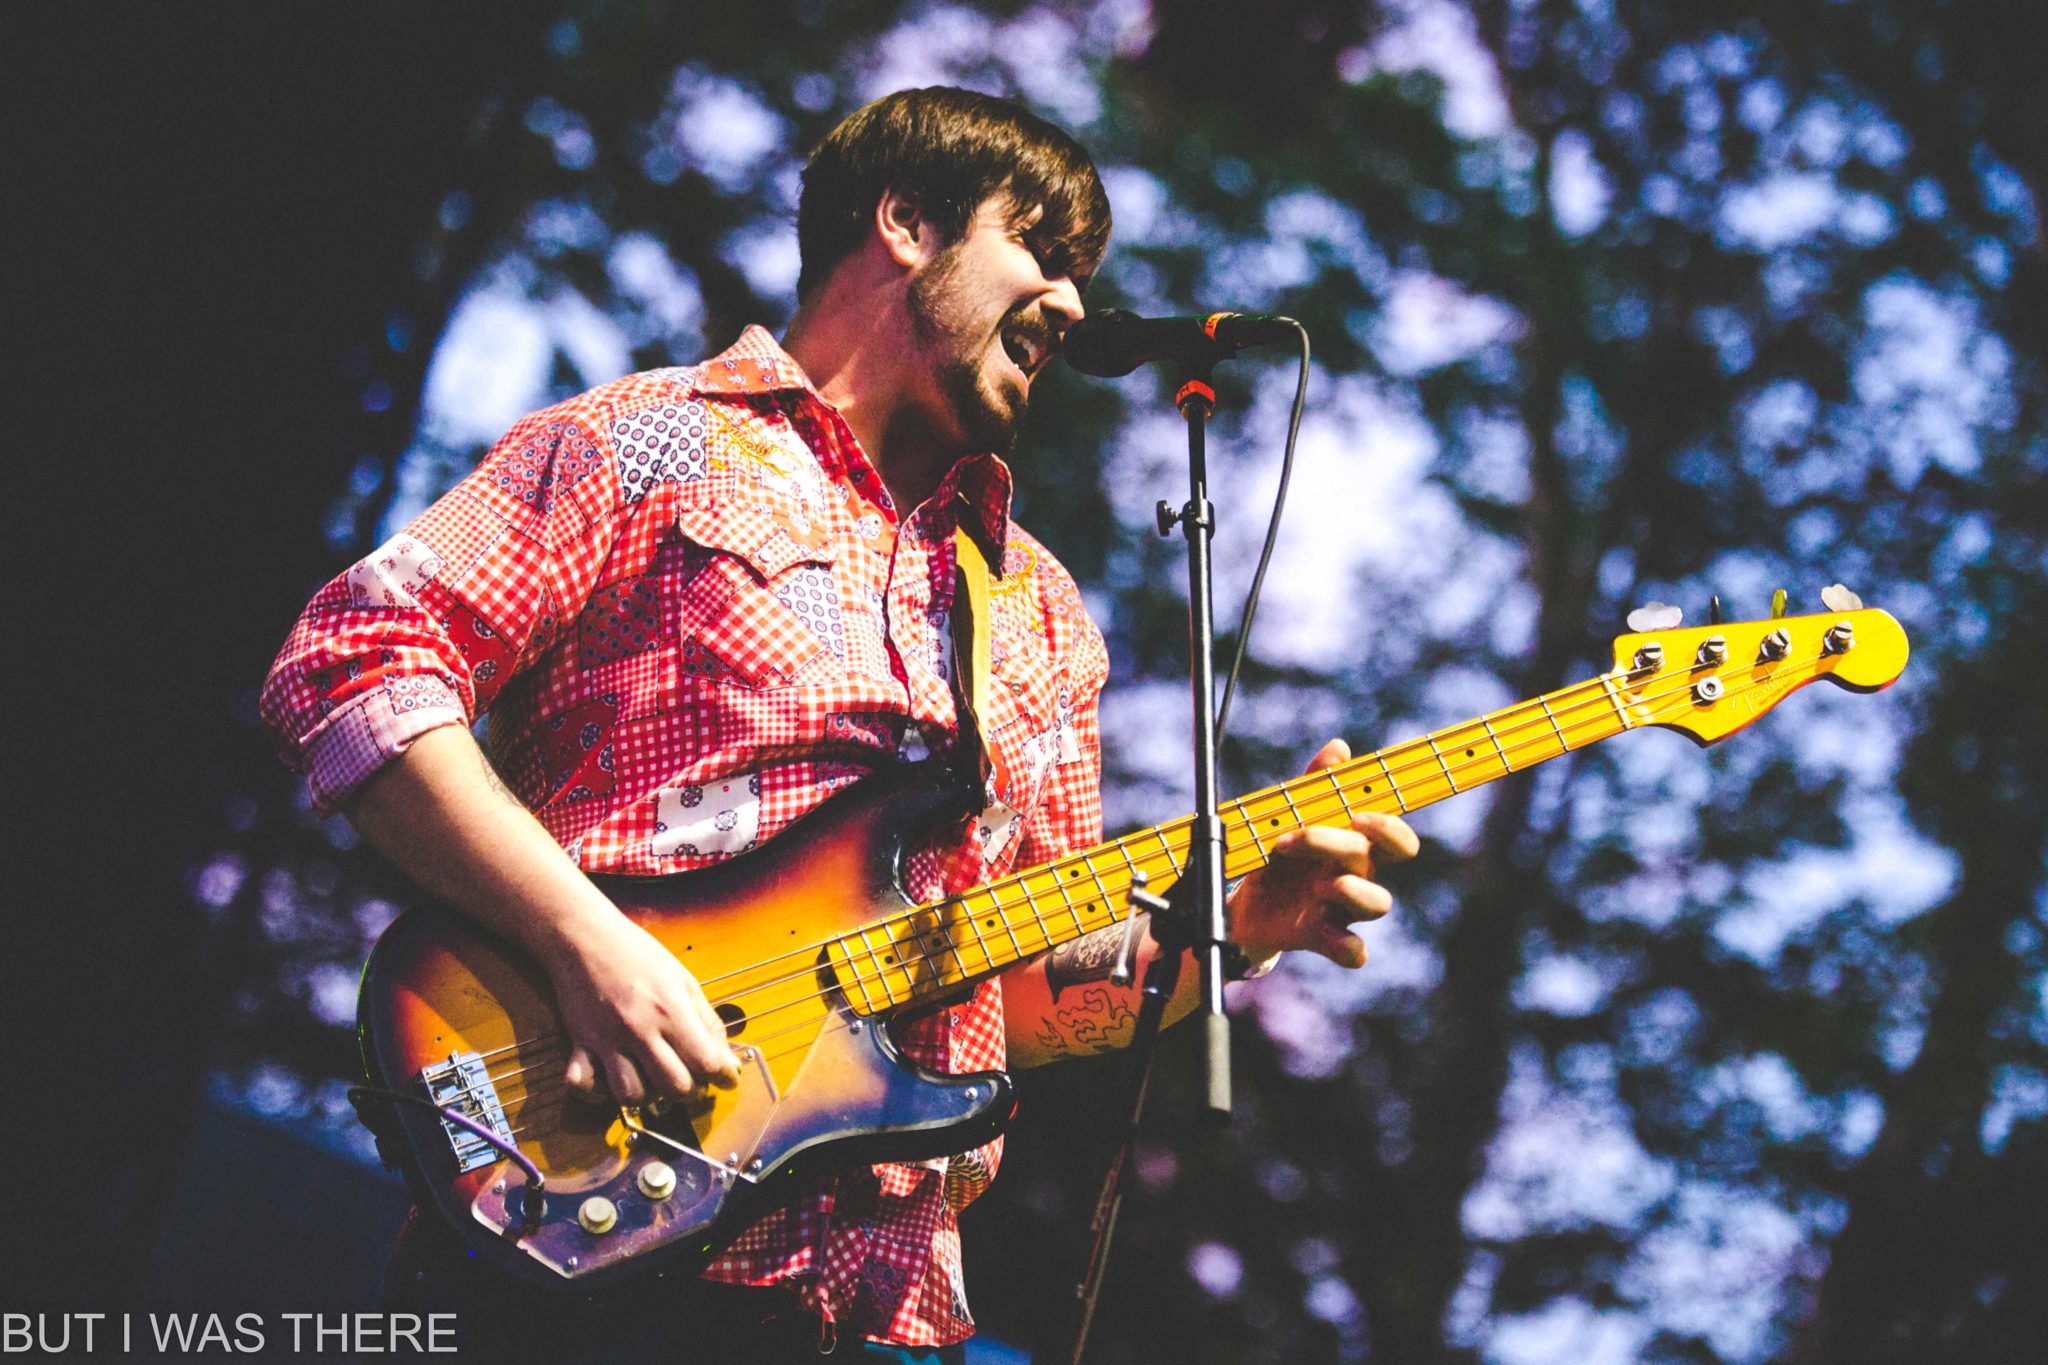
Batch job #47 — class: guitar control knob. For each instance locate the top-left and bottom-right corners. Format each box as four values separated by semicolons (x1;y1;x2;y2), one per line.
1758;628;1791;661
637;1161;677;1200
1824;621;1855;654
1696;634;1727;666
1633;642;1664;672
578;1196;619;1235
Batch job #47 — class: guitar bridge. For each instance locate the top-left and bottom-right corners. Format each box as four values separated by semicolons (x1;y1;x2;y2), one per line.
419;1051;515;1174
468;1041;784;1280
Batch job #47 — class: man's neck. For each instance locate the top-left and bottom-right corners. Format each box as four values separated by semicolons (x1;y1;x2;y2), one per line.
783;293;960;513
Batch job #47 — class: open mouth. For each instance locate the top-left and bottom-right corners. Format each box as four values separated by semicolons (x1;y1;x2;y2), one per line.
1000;325;1051;379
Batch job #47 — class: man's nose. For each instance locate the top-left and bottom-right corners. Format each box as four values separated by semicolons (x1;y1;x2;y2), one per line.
1044;277;1086;336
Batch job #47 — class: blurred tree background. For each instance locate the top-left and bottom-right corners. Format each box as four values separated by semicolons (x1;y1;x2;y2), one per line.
20;2;2043;1361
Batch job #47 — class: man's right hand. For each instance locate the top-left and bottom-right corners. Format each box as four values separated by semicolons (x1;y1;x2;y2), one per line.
550;911;742;1104
344;724;742;1108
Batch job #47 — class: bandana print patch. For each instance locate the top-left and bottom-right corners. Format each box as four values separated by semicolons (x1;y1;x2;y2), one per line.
346;533;443;609
539;692;620;802
486;418;605;513
614;401;713;503
775;564;846;658
652;770;762;858
580;575;663;669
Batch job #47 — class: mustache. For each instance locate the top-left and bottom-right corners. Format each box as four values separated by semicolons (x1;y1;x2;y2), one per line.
1002;308;1060;358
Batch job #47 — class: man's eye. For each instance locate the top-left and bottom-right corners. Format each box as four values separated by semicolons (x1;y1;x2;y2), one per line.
1023;237;1062;276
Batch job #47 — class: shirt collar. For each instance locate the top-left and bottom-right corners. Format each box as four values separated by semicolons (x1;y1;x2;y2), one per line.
692;325;816;397
698;326;1014;563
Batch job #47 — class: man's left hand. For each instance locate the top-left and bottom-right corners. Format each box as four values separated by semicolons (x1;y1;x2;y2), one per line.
1228;737;1419;971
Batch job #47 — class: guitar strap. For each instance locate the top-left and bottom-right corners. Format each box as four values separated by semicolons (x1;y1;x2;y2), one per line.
949;520;997;786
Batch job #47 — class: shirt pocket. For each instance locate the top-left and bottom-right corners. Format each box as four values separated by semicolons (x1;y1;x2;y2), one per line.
671;489;846;689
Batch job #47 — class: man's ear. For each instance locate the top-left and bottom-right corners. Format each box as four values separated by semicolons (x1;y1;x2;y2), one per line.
875;186;933;270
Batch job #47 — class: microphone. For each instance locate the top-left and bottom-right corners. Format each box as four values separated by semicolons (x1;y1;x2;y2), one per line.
1060;309;1298;377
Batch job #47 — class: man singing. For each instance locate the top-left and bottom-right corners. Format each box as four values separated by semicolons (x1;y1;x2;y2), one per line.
263;85;1415;1362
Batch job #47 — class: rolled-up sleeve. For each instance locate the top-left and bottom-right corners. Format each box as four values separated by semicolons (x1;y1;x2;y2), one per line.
260;407;623;811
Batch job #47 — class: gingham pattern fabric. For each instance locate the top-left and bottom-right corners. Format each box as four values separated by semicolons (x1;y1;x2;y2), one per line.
261;327;1109;1348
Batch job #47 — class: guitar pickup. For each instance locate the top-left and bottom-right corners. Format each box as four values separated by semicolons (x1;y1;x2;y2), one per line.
419;1051;516;1174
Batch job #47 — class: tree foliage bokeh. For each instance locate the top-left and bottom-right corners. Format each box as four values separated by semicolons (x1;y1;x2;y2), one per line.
175;2;2046;1360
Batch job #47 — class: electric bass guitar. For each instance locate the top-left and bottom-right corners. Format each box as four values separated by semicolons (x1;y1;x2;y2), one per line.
354;603;1907;1289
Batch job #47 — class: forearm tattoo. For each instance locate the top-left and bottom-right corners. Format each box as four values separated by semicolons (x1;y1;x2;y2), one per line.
1032;985;1139;1057
1046;914;1145;1001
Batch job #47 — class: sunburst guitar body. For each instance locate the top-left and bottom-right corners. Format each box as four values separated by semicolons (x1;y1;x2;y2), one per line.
358;763;1009;1291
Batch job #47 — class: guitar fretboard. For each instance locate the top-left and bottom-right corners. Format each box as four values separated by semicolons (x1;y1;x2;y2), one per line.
825;668;1651;1014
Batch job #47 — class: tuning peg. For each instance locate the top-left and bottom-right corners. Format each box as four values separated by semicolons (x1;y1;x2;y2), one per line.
1758;627;1791;661
1820;583;1864;612
1771;589;1788;619
1626;601;1683;632
1709;595;1723;625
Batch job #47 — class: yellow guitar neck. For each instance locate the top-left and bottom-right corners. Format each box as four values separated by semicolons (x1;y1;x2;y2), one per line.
828;605;1905;1014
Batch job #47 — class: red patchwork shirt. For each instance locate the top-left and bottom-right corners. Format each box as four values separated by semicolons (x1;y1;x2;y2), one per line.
261;326;1110;1347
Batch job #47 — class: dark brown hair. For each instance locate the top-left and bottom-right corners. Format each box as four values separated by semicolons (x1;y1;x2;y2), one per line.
796;86;1111;302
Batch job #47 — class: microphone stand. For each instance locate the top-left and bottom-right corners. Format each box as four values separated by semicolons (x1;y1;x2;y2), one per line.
1063;362;1236;1364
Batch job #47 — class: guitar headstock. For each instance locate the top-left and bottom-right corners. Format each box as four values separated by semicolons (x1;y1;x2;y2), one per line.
1608;606;1909;746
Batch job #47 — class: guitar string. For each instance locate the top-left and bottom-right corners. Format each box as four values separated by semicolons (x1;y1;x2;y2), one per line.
494;650;1844;1144
699;646;1826;1018
471;646;1688;1080
689;645;1820;998
467;648;1838;1084
456;656;1667;1073
504;1031;826;1142
460;650;1845;1124
679;646;1835;1055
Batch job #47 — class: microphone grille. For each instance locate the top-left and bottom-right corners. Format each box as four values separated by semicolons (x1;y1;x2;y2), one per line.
1060;309;1142;377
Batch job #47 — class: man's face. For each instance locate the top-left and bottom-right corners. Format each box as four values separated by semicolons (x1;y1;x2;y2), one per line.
903;198;1088;457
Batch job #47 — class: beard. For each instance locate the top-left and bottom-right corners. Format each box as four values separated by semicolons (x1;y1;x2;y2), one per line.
905;245;1028;458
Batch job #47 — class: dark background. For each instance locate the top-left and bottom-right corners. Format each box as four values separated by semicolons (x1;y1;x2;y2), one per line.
13;3;536;1314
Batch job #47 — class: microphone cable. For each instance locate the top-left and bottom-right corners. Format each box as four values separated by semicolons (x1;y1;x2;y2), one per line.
1212;319;1309;745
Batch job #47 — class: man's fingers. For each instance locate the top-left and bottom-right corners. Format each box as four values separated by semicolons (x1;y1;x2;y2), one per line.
673;1020;743;1091
1271;817;1418;868
670;987;743;1089
1306;736;1352;774
1354;810;1420;863
640;1036;700;1099
1240;738;1409;973
565;1045;600;1098
601;1052;647;1106
1331;873;1392;921
1273;823;1373;871
1318;920;1368;969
